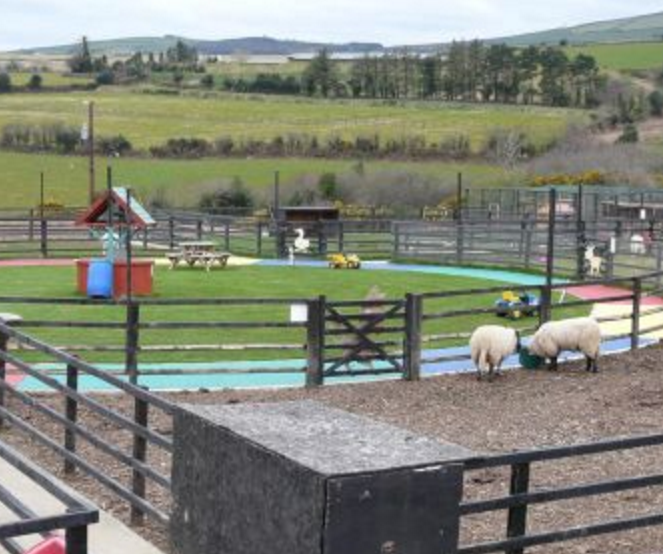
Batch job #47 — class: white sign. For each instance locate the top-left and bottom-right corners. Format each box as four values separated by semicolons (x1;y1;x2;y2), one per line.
80;123;89;141
290;303;308;323
610;236;617;254
640;208;647;221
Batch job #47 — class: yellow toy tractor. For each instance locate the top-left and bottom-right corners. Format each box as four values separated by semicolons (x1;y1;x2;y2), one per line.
327;253;361;269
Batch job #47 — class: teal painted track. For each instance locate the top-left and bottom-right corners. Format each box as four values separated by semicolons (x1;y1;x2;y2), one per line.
17;260;573;392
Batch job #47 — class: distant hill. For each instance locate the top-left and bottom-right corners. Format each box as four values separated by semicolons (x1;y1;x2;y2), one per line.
11;10;663;57
15;35;384;56
487;11;663;46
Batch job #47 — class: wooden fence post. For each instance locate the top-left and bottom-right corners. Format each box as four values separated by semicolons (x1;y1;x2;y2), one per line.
305;296;325;388
0;327;8;429
539;285;552;327
393;223;400;258
125;303;140;385
64;362;79;475
506;462;531;554
131;394;149;526
28;209;35;241
168;217;175;249
256;222;262;256
403;294;423;381
631;278;642;351
224;222;231;252
196;219;203;241
40;219;48;257
338;221;344;253
656;244;663;289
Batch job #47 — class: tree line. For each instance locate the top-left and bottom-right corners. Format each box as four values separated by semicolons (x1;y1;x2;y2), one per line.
304;42;602;107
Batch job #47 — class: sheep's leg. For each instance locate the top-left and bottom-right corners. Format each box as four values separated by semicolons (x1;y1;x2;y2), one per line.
487;364;495;382
549;357;558;371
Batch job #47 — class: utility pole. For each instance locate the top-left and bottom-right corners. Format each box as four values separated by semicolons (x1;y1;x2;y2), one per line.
87;101;95;205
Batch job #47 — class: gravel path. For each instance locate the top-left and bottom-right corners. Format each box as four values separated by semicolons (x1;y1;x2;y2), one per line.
2;344;663;553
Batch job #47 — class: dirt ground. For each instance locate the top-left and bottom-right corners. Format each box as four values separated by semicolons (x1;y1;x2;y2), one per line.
3;344;663;553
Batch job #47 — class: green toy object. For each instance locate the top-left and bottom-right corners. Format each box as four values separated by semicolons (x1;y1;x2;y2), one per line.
519;347;544;370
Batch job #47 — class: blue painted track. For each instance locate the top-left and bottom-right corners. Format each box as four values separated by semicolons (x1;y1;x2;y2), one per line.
17;261;624;392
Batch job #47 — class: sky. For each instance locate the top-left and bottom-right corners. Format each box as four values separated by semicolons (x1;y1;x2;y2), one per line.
1;0;663;50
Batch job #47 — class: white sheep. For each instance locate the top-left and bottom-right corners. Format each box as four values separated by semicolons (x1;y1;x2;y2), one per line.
529;317;601;373
469;325;520;381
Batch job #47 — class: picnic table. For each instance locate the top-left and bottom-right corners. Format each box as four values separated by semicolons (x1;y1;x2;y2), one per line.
166;241;230;272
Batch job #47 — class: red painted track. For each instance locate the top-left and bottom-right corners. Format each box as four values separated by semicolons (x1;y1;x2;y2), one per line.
567;284;663;306
0;259;73;267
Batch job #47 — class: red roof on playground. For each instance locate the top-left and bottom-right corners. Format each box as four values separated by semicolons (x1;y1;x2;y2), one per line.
76;187;156;229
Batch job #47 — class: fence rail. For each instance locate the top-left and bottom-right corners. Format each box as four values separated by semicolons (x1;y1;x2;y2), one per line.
458;433;663;554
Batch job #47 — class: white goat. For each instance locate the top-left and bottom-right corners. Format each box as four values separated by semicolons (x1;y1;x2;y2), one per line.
469;326;520;381
584;245;603;278
529;317;601;373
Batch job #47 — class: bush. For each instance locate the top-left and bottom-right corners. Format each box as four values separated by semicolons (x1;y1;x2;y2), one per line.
617;124;639;144
150;137;212;158
200;74;214;88
97;134;132;156
0;73;11;93
197;178;254;212
96;70;115;85
649;90;663;117
318;173;338;200
27;74;42;91
439;134;471;159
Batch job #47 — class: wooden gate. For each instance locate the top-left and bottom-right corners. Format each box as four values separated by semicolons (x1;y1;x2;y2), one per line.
323;299;407;377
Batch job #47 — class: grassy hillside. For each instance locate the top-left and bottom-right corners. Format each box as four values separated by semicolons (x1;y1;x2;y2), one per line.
0;151;520;209
491;11;663;46
0;90;579;151
564;42;663;71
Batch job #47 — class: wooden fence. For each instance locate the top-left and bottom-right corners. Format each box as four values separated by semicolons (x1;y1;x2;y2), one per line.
459;433;663;553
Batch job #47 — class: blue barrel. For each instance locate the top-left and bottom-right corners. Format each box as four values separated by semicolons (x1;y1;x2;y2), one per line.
87;259;114;298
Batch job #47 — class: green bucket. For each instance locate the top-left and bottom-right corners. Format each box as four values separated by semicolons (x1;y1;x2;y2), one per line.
519;347;544;370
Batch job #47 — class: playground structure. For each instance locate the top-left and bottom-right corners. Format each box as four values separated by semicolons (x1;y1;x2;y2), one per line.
75;187;156;298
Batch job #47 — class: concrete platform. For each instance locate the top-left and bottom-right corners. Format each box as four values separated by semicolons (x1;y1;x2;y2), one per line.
0;456;165;554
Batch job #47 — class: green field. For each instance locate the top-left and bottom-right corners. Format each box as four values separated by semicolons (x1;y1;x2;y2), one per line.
0;264;583;364
7;72;95;87
565;42;663;71
0;89;579;150
0;151;522;208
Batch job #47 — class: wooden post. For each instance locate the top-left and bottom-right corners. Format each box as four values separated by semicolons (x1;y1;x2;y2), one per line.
403;294;422;381
64;362;78;475
224;222;231;252
393;223;400;258
168;217;175;249
40;219;48;257
66;525;89;554
125;303;140;385
576;184;586;279
546;188;557;290
305;296;325;388
539;284;552;327
131;394;148;526
338;221;344;252
256;222;263;256
657;244;663;289
506;462;531;554
0;327;7;429
28;208;35;242
196;219;203;241
631;278;642;351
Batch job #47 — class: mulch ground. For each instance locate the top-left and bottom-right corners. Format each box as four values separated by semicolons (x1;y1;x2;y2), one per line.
2;344;663;553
